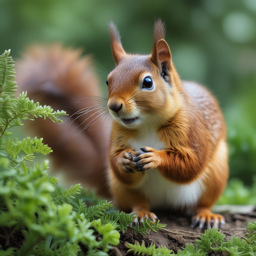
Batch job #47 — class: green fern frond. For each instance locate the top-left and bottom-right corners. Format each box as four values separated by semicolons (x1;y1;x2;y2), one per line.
51;184;82;205
22;137;52;155
76;188;102;205
14;92;67;123
0;50;67;138
131;219;166;237
5;137;22;159
0;50;18;134
0;94;16;120
126;241;173;256
0;50;17;98
72;199;87;214
83;200;113;221
101;211;133;233
4;137;52;166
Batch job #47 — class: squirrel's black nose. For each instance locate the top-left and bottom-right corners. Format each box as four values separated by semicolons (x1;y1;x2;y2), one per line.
108;103;122;113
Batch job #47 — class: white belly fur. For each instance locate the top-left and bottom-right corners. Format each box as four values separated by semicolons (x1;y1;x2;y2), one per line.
129;131;205;210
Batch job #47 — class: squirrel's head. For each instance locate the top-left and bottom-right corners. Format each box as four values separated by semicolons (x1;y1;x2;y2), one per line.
107;20;181;130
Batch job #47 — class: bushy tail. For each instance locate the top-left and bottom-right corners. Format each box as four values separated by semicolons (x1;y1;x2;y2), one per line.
16;44;111;198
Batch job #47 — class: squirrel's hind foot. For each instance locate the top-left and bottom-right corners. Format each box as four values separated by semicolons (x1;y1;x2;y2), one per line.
191;209;225;229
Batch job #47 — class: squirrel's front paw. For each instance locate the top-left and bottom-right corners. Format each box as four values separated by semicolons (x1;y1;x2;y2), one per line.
131;210;159;225
133;147;161;171
119;149;140;173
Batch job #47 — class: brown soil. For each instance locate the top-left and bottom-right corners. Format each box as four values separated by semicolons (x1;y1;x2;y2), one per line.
109;209;256;256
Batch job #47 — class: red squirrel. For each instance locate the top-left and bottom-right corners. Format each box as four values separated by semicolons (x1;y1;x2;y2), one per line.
16;21;228;229
107;20;228;229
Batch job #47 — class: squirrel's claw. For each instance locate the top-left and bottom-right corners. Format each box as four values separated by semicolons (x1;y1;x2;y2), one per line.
191;217;200;228
136;162;146;172
140;147;154;152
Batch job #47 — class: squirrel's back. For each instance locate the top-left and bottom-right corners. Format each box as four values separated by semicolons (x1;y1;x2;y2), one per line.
183;81;226;149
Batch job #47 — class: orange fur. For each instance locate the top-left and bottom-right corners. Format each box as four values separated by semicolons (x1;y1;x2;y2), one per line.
107;21;228;227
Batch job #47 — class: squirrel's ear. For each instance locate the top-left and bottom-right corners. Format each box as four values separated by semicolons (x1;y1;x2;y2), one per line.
151;20;171;72
109;22;126;65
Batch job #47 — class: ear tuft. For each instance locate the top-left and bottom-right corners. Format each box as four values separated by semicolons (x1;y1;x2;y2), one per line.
153;19;166;46
151;21;171;80
108;22;126;65
151;20;169;68
109;22;122;45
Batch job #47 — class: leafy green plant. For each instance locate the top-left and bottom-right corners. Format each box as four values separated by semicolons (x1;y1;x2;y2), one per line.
0;49;121;255
0;49;165;255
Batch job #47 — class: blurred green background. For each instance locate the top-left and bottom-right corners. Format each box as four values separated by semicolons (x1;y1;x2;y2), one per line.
1;0;256;186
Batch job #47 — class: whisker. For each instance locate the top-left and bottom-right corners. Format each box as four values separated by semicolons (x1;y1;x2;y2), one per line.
68;106;105;122
67;106;105;130
75;105;106;115
74;112;109;136
80;111;109;132
72;108;106;131
67;103;106;121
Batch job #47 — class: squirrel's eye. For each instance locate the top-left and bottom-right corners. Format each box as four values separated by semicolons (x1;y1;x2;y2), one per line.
142;76;153;90
106;80;108;86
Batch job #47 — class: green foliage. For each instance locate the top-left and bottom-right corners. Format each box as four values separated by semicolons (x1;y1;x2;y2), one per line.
217;177;256;205
0;247;16;256
51;184;82;205
0;50;66;139
195;228;225;253
131;219;166;237
101;211;134;233
0;50;164;255
176;244;204;256
127;241;173;256
0;50;118;255
246;221;256;251
226;79;256;185
127;222;256;256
